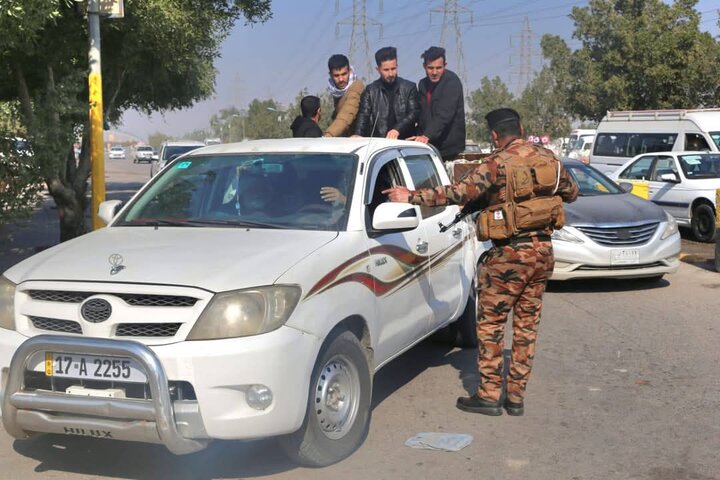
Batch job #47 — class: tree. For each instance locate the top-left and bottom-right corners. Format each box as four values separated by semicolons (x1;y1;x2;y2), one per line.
542;0;720;122
514;67;571;139
244;99;291;139
466;76;515;143
147;131;171;151
0;0;271;240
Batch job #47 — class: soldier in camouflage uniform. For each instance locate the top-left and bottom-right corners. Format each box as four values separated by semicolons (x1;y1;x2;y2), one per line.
384;108;578;416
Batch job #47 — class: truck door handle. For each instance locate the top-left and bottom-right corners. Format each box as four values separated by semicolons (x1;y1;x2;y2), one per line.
416;241;428;253
452;227;462;239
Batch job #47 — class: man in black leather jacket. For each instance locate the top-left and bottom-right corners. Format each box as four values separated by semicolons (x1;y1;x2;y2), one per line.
353;47;419;139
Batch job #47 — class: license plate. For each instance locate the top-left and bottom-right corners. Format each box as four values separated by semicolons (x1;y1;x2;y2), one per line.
611;249;640;265
45;353;147;383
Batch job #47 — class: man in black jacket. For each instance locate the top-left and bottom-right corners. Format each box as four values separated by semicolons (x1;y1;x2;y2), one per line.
413;46;466;161
353;47;419;139
290;95;323;138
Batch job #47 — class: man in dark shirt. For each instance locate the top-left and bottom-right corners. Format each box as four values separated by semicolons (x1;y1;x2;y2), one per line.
290;95;323;138
413;46;466;162
353;47;419;139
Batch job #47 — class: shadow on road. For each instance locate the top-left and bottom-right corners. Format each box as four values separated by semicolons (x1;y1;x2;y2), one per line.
547;276;671;293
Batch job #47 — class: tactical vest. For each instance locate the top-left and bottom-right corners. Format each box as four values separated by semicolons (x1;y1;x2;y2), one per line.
476;147;565;242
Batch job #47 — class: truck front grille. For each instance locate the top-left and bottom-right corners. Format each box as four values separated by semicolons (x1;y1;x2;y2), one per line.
30;316;83;334
27;290;198;307
116;323;182;337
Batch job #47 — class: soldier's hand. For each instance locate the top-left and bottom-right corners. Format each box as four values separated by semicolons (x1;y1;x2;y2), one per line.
381;186;412;203
408;135;430;144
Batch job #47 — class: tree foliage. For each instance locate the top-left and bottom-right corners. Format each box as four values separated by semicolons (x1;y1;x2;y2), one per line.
542;0;720;122
467;76;515;143
0;0;271;240
467;74;570;142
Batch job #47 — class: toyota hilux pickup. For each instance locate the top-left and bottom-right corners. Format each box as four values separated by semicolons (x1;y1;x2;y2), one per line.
0;138;481;466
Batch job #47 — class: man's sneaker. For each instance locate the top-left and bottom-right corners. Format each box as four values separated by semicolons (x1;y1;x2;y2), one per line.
504;398;524;416
456;394;502;416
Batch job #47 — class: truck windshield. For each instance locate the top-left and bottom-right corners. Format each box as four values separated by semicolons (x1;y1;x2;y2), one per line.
117;153;358;231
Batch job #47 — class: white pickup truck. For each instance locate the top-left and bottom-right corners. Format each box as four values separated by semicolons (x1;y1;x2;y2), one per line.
0;138;481;466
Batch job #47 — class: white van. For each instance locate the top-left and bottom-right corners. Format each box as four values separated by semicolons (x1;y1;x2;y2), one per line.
589;109;720;174
564;129;595;156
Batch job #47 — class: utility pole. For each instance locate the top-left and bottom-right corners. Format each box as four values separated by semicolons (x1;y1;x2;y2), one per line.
336;0;383;80
430;0;473;86
509;15;536;96
88;0;104;230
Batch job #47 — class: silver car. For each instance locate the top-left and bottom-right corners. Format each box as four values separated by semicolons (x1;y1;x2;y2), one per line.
551;160;681;281
608;151;720;242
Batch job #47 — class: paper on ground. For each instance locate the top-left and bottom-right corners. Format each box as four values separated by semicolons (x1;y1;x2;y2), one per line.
404;432;473;452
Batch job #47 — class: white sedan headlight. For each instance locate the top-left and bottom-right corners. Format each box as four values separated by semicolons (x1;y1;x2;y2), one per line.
188;285;301;340
661;212;679;240
0;276;16;330
551;226;584;243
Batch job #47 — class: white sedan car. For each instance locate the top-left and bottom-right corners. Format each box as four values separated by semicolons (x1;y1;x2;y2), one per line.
108;146;126;159
0;139;480;466
551;160;681;281
608;151;720;242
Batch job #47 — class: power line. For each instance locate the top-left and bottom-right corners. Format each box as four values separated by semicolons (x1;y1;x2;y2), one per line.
336;0;384;80
509;15;540;95
430;0;473;85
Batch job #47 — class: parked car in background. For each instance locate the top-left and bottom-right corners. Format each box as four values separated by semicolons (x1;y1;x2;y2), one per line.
551;160;681;281
0;138;481;466
151;140;206;176
608;151;720;242
109;146;126;159
564;128;595;158
590;109;720;174
133;145;155;164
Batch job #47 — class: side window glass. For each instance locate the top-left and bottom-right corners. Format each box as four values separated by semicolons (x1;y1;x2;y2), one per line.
367;158;404;218
685;133;710;151
404;154;445;218
651;156;678;181
620;156;654;180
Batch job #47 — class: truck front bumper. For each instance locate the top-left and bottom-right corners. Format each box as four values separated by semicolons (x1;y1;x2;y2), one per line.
0;327;321;454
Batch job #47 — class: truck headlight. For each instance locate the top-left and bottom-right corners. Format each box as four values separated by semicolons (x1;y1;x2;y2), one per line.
661;212;679;240
0;276;16;330
187;285;301;340
551;226;584;243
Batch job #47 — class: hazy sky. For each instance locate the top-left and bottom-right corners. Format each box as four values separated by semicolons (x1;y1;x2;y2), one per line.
119;0;720;141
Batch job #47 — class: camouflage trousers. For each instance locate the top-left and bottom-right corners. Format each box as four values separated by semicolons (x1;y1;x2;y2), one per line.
476;240;554;403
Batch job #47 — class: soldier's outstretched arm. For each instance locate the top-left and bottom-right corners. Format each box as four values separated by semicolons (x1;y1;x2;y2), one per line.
405;162;495;207
556;163;579;203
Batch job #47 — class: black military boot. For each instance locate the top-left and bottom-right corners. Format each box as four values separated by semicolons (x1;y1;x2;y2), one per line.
456;394;502;416
503;397;524;416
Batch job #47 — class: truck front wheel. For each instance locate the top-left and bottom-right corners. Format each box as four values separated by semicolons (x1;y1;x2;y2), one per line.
279;330;371;467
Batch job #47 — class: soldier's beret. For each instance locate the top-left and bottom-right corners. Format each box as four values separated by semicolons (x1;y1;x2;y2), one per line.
485;108;521;130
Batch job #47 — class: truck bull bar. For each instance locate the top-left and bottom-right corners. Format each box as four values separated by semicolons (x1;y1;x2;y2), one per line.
1;335;209;455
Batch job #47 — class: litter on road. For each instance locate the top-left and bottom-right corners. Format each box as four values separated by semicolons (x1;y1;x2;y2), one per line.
404;432;473;452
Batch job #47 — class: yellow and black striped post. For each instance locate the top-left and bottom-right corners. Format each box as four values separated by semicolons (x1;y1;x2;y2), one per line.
88;0;105;230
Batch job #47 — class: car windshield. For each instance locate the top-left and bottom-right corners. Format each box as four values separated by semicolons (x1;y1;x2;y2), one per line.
137;146;153;152
565;162;622;196
162;145;202;160
117;153;358;231
678;153;720;179
111;147;123;151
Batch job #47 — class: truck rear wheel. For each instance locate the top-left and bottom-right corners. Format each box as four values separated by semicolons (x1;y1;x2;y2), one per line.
451;281;478;349
279;331;371;467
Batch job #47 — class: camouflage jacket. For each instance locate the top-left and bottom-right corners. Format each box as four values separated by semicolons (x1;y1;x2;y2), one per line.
409;139;579;235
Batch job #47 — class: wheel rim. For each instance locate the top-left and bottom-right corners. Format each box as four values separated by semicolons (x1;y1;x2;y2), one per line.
312;354;361;440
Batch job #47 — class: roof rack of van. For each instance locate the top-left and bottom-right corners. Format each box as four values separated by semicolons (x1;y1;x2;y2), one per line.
605;108;720;121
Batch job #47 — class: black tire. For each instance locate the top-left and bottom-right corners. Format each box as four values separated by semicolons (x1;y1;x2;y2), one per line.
279;330;371;467
450;283;478;349
691;203;716;242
